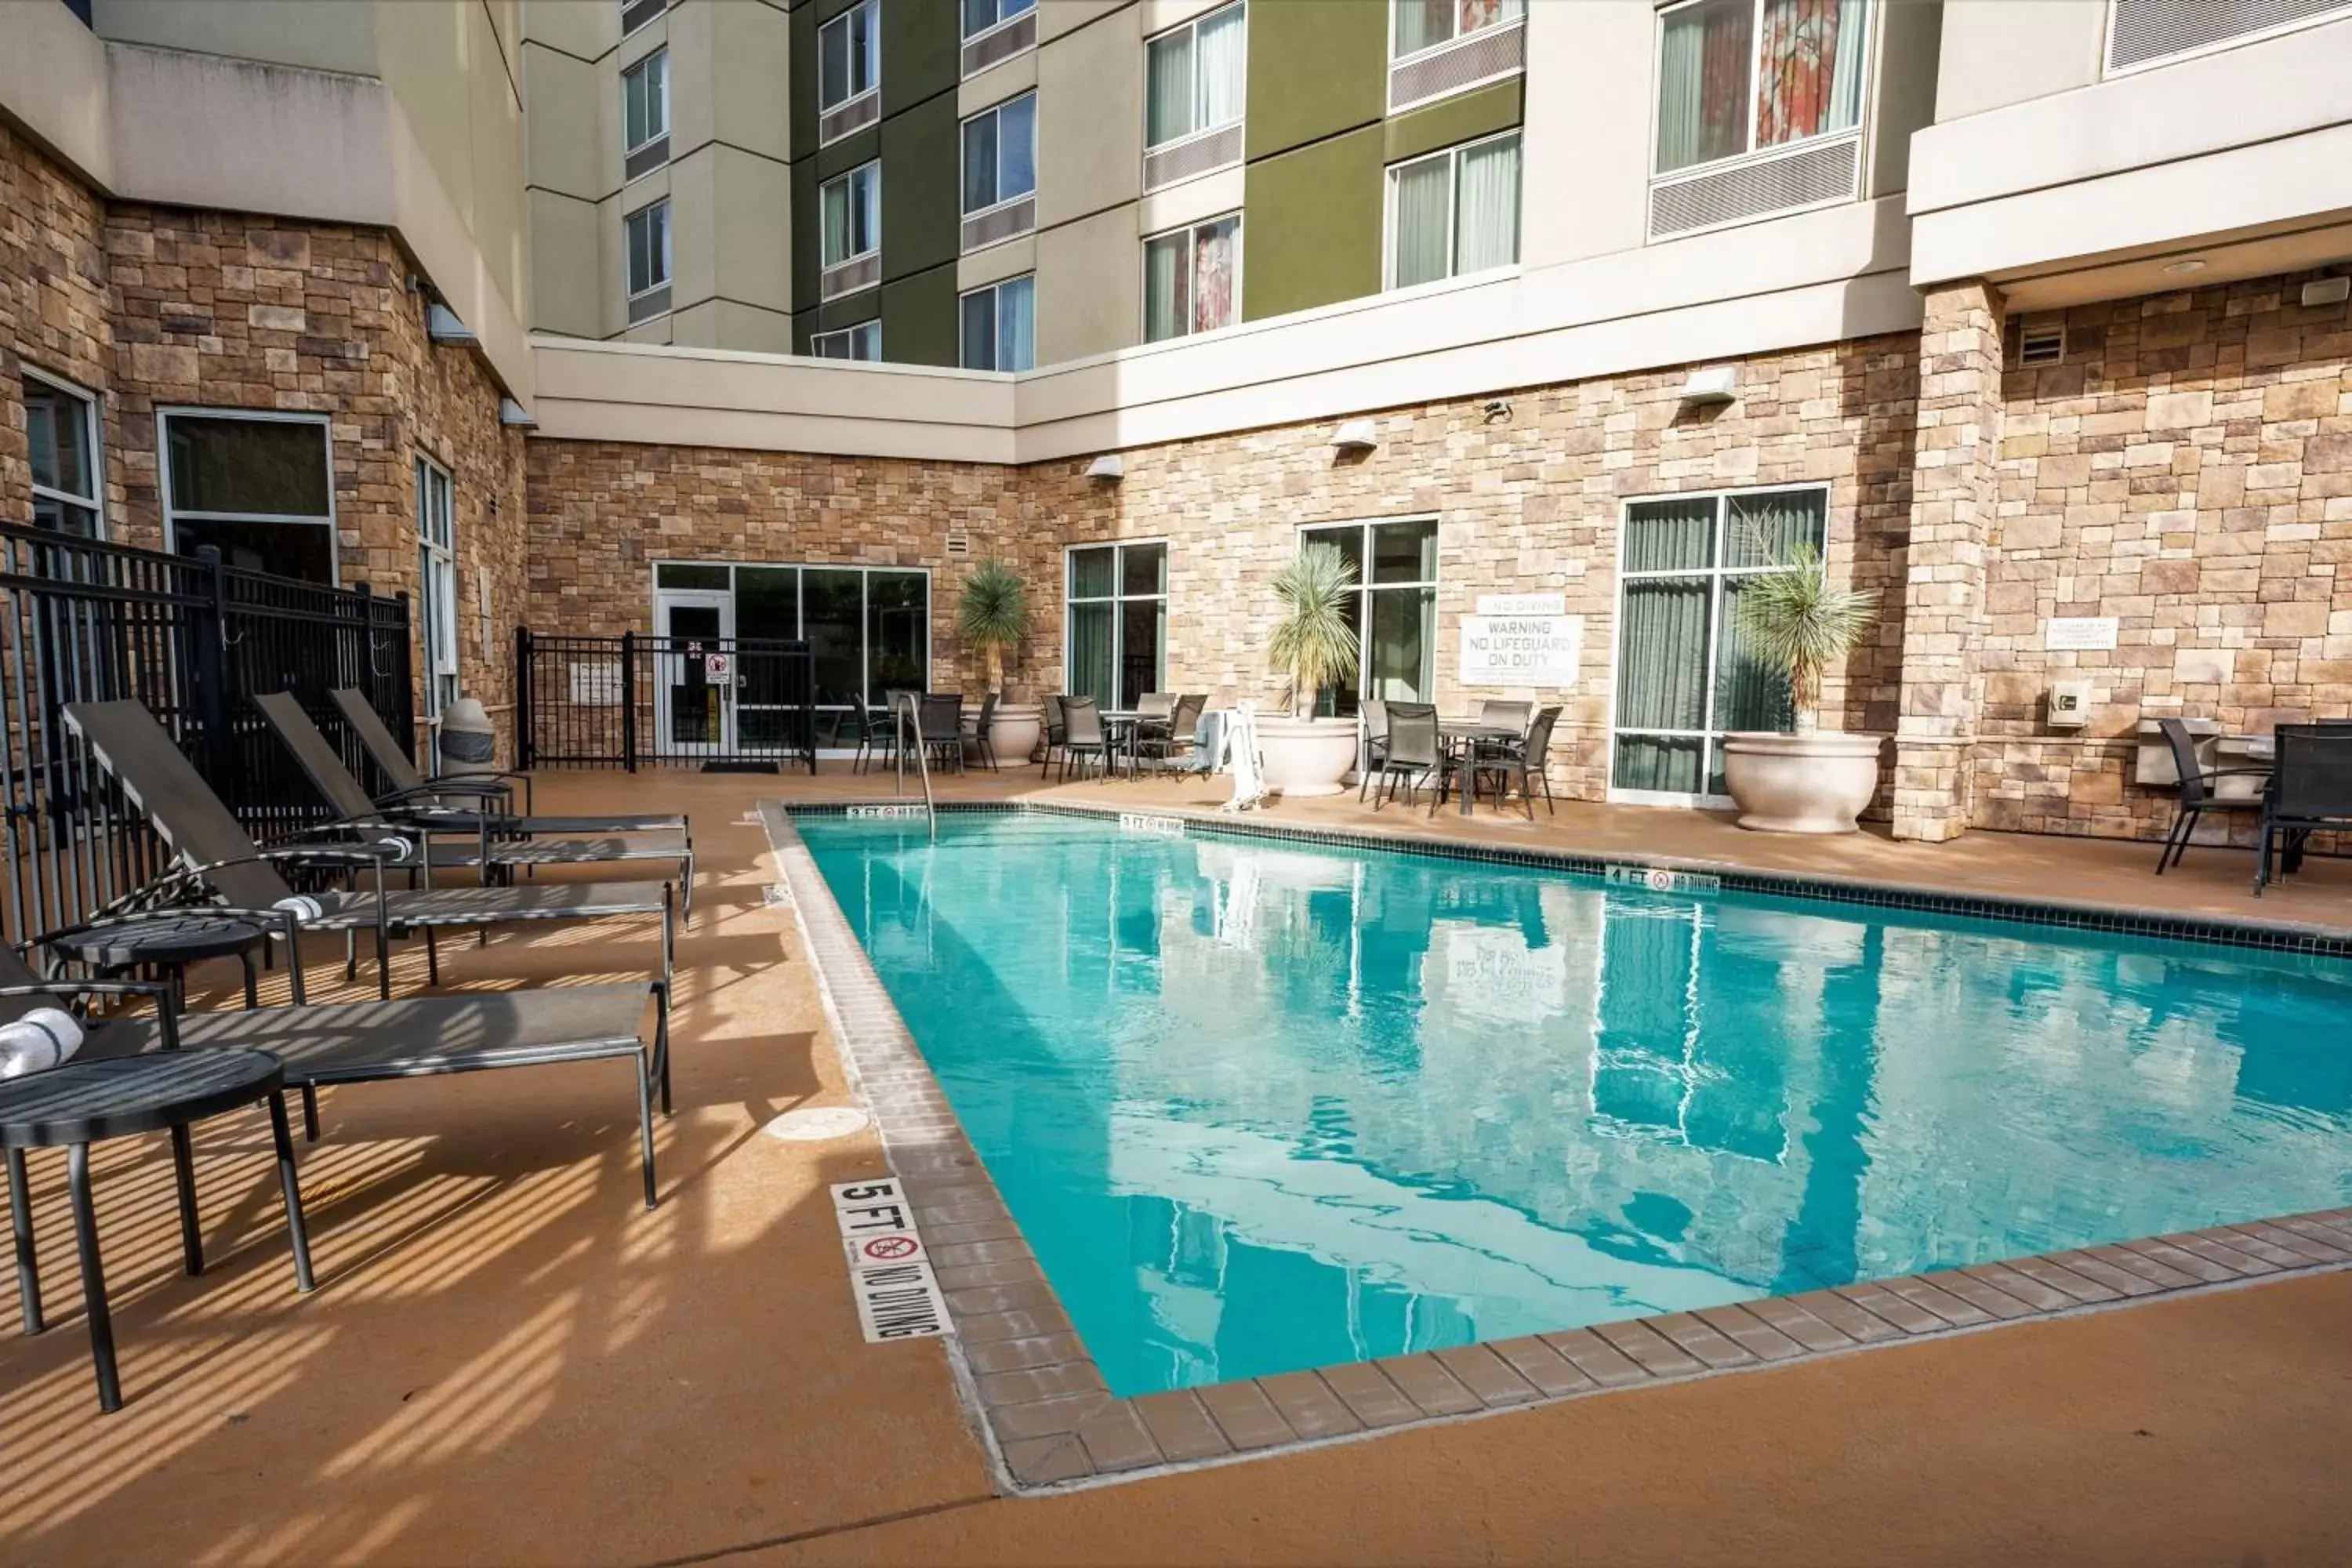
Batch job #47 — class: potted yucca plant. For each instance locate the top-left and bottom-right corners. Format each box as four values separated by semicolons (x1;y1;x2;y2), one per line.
1257;550;1363;797
1720;544;1884;833
956;557;1041;763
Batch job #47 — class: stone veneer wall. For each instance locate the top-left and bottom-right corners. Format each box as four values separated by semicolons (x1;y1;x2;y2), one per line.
1973;273;2352;837
0;122;116;532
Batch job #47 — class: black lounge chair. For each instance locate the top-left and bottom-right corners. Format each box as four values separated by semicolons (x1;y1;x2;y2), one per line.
0;939;671;1210
2152;717;2267;875
255;693;695;918
62;702;675;999
328;687;681;836
2254;726;2352;895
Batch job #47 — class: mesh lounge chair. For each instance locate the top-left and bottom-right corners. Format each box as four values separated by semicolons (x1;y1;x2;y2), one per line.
2152;718;2267;875
328;687;681;836
2254;726;2352;895
0;940;672;1210
256;693;695;918
63;702;675;999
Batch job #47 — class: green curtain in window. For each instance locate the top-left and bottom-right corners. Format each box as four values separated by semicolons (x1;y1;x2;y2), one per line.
1390;158;1451;288
1069;601;1114;706
1617;579;1711;732
1146;28;1193;146
1722;488;1824;568
1144;232;1187;343
1712;575;1794;735
1368;586;1435;702
1622;496;1715;573
1454;136;1521;274
822;180;851;266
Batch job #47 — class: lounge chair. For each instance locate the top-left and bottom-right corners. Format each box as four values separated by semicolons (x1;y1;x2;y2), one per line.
61;702;675;998
328;687;680;835
255;693;695;918
2152;717;2266;875
1;938;671;1210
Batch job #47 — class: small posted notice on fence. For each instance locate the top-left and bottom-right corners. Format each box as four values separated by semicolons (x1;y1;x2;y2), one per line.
569;662;622;706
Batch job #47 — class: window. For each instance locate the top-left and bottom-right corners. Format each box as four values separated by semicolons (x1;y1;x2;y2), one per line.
1065;542;1166;710
822;163;881;267
1653;0;1867;176
626;199;671;297
1299;521;1436;717
819;1;880;112
160;411;336;583
1145;3;1245;150
961;93;1036;216
623;49;669;151
962;0;1033;40
415;456;459;746
1143;216;1240;343
1612;486;1828;800
1393;0;1523;57
25;372;101;535
959;275;1034;371
812;321;882;361
1387;132;1519;289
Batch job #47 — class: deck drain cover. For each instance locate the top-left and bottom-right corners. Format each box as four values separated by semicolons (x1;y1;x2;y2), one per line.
764;1105;870;1142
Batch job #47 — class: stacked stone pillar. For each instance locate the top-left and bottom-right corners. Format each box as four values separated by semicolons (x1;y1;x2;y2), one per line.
1891;281;2005;842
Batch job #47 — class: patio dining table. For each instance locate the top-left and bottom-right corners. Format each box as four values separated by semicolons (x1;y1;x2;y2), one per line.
1435;720;1523;818
1099;710;1151;778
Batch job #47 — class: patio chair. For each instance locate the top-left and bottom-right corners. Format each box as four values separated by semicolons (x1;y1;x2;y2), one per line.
0;939;672;1210
1370;703;1439;810
2153;717;2267;875
918;693;966;775
328;688;679;835
855;690;913;775
62;702;675;999
2254;726;2352;895
1134;694;1204;775
256;693;696;916
1059;697;1118;782
1477;700;1533;735
1473;706;1562;820
1038;695;1067;777
967;693;1001;771
1137;693;1176;721
1357;699;1391;804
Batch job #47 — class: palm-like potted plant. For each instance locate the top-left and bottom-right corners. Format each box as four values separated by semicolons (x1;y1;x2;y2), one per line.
956;557;1041;763
1257;550;1363;797
1719;544;1885;833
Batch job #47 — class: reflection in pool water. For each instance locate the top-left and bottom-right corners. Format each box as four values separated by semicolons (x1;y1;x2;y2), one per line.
801;814;2352;1397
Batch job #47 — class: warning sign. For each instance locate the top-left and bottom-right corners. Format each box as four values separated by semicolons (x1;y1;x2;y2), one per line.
1460;612;1582;688
849;1232;926;1266
830;1176;952;1342
704;652;733;684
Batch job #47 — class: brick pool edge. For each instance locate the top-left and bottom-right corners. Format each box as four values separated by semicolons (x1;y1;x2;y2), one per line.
760;799;2352;1494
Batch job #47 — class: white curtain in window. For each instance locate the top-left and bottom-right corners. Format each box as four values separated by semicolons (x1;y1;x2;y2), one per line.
996;276;1036;372
1829;0;1867;133
823;180;850;263
1000;96;1037;200
1146;29;1193;146
1143;232;1187;342
857;168;879;252
1393;0;1450;55
1656;0;1751;172
1195;5;1244;129
1390;158;1450;288
1453;136;1519;274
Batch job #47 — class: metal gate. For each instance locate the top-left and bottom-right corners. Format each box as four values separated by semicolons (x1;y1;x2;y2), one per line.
515;629;817;773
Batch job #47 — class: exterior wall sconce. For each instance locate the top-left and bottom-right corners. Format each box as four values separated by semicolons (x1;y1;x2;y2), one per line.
1330;418;1379;452
1677;365;1737;406
499;398;536;428
1085;454;1123;480
427;303;477;345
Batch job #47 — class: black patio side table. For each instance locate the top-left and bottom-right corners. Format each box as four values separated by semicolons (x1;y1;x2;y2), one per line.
45;914;270;1013
1;1050;314;1413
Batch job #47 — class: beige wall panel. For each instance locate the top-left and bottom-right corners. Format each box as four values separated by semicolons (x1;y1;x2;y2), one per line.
1519;0;1649;267
530;189;604;337
671;297;797;353
521;40;603;201
706;1;792;162
1933;0;2103;121
1037;0;1127;45
1038;5;1142;228
1036;205;1142;364
622;315;677;344
668;145;718;310
1869;0;1942;198
0;0;113;184
663;3;714;154
958;47;1039;118
91;0;379;74
710;144;793;312
959;234;1039;292
1138;164;1242;237
1138;0;1235;35
466;5;532;321
374;2;479;233
519;0;619;60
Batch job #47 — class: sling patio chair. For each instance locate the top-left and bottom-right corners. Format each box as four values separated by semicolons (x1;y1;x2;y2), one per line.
1038;694;1068;777
256;693;696;920
327;687;683;836
1357;698;1392;804
2152;717;2267;875
1134;694;1206;775
1369;702;1439;810
0;933;672;1213
2253;726;2352;895
62;702;676;1000
1058;697;1120;782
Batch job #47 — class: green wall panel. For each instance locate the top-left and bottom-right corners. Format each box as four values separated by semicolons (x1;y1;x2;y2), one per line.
880;93;958;283
878;263;958;366
790;156;818;315
1245;0;1385;162
1242;125;1384;321
1383;78;1523;165
880;0;958;116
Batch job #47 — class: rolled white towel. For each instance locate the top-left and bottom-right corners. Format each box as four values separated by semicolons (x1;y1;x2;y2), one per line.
272;895;323;922
376;836;416;863
0;1007;84;1079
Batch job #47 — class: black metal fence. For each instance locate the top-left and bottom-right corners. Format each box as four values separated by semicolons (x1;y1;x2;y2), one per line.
516;629;817;774
0;523;412;947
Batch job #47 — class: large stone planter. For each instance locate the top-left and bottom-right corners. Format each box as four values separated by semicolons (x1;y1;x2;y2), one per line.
1721;731;1887;833
987;703;1042;766
1257;716;1358;797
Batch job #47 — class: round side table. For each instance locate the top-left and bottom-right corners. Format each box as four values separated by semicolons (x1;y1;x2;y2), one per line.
46;914;271;1013
0;1050;313;1413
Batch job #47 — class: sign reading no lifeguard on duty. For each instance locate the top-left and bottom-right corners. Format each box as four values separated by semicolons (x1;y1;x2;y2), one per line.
1461;594;1582;688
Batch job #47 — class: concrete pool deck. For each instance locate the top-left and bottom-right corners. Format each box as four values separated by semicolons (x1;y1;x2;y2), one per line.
2;768;2348;1565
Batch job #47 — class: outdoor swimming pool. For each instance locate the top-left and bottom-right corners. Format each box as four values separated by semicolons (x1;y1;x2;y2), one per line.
800;811;2352;1399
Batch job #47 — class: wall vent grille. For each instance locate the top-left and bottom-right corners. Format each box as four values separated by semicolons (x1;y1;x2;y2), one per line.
961;11;1036;78
1143;122;1243;192
626;284;671;325
1387;19;1525;112
820;252;880;303
620;0;667;38
2018;319;2067;367
623;135;670;183
961;194;1036;254
1647;134;1859;239
818;91;881;148
2106;0;2352;71
946;531;972;558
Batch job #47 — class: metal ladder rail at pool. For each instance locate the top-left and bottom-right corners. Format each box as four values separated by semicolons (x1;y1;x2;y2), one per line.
891;690;937;839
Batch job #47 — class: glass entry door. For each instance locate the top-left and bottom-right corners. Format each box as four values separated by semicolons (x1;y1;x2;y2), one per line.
1610;488;1824;804
655;590;733;752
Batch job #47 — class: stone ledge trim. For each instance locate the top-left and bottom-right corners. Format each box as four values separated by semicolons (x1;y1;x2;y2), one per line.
759;798;2352;1494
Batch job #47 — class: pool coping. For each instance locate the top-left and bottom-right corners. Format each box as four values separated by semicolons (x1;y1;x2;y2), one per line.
760;797;2352;1494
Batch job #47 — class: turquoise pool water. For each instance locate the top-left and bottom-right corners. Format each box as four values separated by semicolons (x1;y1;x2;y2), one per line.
800;812;2352;1397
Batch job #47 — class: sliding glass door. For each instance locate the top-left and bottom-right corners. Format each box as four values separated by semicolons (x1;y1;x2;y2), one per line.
1065;542;1167;709
1610;487;1825;803
1299;519;1436;717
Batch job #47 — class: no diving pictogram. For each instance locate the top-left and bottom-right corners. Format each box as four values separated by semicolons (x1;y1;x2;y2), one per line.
858;1234;920;1263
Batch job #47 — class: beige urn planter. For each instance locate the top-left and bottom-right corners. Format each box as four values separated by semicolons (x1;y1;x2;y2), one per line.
986;703;1043;766
1721;731;1887;833
1256;716;1359;797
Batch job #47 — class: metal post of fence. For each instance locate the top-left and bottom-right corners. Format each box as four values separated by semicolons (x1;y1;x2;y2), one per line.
191;546;232;789
621;630;638;773
515;626;534;771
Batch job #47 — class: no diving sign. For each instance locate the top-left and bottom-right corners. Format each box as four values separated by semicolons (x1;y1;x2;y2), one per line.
831;1178;950;1341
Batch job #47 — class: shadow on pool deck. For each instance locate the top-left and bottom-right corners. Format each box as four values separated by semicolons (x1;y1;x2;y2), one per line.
0;767;2345;1566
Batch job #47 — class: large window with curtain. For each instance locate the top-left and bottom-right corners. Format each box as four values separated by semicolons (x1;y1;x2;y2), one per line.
1065;542;1167;710
821;163;881;269
1611;486;1827;802
161;409;336;582
819;1;879;114
1652;0;1869;176
1385;132;1520;290
1392;0;1524;59
1298;520;1436;718
1146;3;1245;151
622;49;669;154
1142;216;1239;343
961;93;1036;218
959;275;1035;371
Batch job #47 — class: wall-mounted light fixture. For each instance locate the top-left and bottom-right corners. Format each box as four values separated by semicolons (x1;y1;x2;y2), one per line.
2301;274;2350;307
1483;398;1512;423
1677;365;1737;406
1085;453;1124;481
426;303;477;345
499;397;536;428
1330;418;1378;453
